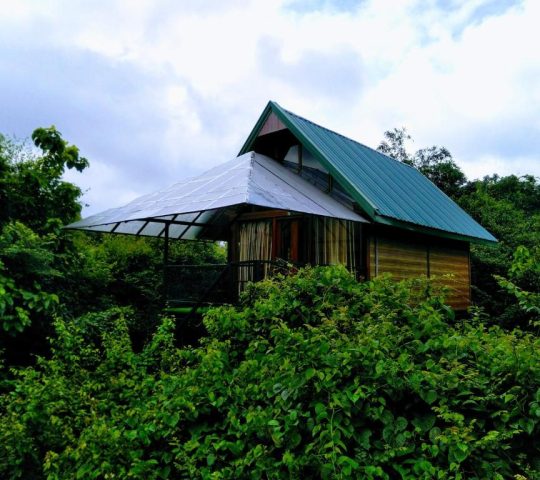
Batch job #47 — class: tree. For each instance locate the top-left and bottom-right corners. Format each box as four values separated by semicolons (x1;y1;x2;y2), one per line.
496;246;540;330
459;175;540;326
377;128;467;198
0;128;226;362
0;127;88;327
413;145;467;198
0;127;88;233
377;127;413;164
0;128;90;359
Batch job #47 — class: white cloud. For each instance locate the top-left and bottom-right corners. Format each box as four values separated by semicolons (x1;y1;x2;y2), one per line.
0;0;538;216
461;153;537;180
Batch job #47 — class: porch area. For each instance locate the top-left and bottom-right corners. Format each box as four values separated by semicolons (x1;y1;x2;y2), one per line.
163;260;290;309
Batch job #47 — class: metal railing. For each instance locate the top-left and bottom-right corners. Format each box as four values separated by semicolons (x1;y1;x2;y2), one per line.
164;260;292;307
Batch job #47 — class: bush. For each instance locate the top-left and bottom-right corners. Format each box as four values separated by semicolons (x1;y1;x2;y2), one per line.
1;266;539;479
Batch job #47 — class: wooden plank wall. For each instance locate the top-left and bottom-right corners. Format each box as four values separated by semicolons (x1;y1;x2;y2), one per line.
370;237;428;280
429;244;470;310
369;233;470;310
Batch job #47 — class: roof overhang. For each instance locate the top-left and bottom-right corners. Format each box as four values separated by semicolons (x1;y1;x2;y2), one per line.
65;152;368;240
373;215;497;245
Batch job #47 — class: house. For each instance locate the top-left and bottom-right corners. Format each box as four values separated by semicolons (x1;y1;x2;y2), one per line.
66;101;496;310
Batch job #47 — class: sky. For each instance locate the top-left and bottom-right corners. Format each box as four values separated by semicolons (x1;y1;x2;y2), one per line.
1;0;539;215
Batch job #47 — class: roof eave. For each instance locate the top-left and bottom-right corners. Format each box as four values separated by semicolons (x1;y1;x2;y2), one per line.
374;214;498;245
238;101;274;157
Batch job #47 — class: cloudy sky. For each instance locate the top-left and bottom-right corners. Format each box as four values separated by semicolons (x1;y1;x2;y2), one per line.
1;0;539;215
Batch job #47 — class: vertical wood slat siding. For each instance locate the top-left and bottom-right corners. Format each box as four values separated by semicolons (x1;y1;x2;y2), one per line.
370;236;428;280
369;234;470;310
429;244;470;310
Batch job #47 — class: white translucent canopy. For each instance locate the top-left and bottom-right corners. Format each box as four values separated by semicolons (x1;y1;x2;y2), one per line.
65;152;367;240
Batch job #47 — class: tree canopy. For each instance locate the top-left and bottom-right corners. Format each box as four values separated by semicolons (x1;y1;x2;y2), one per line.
0;128;87;233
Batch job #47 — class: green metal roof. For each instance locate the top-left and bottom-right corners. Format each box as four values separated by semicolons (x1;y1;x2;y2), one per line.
239;101;497;244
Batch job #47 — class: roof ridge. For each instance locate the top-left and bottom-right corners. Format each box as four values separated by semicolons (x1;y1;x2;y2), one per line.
274;102;419;172
244;151;255;203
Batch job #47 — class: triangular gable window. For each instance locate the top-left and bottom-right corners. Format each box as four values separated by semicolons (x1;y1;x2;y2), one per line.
258;112;287;136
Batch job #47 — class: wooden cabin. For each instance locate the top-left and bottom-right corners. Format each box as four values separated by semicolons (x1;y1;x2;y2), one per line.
67;101;496;310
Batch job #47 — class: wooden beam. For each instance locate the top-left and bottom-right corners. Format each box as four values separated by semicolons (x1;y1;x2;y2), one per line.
290;220;299;262
237;209;292;221
272;218;278;260
162;222;170;301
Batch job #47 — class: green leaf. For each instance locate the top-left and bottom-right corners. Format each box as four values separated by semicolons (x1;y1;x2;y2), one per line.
519;418;535;435
395;416;408;432
315;402;327;417
76;464;92;479
164;413;179;428
429;427;441;443
412;414;436;433
421;389;438;405
449;443;469;463
503;393;515;403
375;360;386;376
357;429;372;450
158;466;171;479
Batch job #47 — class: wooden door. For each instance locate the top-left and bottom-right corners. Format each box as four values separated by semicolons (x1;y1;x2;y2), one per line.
273;218;300;263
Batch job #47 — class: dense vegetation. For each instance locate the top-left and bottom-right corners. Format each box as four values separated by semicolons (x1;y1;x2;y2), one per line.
1;268;539;479
0;128;538;478
0;130;224;363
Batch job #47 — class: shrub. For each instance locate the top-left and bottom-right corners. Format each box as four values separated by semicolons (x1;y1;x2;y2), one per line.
1;267;538;479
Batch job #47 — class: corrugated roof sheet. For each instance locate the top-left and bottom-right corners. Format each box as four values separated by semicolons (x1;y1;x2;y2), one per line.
240;101;497;244
65;152;367;238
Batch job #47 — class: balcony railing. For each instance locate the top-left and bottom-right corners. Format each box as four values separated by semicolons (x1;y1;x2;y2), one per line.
164;260;360;321
164;260;292;308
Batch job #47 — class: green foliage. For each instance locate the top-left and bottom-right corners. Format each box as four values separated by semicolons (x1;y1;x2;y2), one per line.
83;235;226;342
0;127;87;233
0;261;58;335
496;246;540;329
459;175;540;252
31;126;89;175
0;222;60;335
377;127;412;164
0;127;88;346
0;128;224;358
413;146;467;199
459;175;540;326
1;267;538;479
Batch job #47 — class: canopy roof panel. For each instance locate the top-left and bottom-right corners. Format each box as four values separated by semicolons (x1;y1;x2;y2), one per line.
240;101;497;244
66;152;367;239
